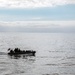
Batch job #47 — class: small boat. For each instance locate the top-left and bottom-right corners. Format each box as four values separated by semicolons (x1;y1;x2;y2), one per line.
8;48;36;56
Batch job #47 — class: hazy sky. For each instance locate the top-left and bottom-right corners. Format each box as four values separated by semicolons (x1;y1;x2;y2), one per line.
0;0;75;32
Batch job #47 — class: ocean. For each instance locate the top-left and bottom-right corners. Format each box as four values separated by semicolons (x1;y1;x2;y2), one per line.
0;32;75;75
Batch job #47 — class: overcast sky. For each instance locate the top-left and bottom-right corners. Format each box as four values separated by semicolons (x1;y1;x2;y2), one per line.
0;0;75;32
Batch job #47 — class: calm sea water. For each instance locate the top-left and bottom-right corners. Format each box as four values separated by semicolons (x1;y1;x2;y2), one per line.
0;32;75;75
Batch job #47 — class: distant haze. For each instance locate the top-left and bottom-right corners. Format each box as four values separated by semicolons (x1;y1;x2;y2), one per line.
0;21;75;33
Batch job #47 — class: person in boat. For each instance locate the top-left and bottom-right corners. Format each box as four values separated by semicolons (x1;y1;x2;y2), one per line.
8;48;36;56
8;48;14;54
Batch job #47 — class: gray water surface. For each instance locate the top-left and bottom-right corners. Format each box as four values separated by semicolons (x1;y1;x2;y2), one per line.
0;32;75;75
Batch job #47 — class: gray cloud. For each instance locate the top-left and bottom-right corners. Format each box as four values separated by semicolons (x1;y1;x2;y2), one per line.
0;0;75;8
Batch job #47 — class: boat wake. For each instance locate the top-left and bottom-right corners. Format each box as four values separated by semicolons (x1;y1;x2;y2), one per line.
0;52;7;55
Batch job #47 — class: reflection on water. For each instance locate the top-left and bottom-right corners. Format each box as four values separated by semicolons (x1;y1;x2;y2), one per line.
8;54;36;59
